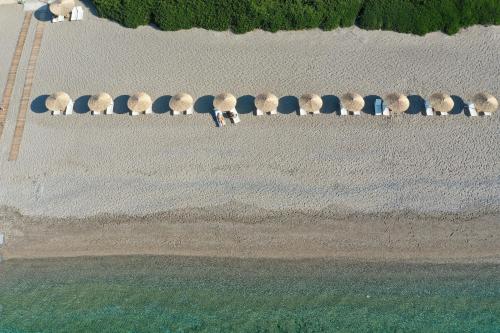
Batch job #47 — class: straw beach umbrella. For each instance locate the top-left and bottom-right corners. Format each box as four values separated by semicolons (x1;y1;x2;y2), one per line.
88;92;112;114
473;93;498;113
46;91;70;112
429;92;454;113
299;93;323;114
169;93;194;114
341;92;365;112
384;93;410;114
128;92;152;114
213;93;237;112
255;93;279;115
49;0;75;17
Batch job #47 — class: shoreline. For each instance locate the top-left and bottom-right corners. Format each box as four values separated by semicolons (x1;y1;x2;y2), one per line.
1;206;498;263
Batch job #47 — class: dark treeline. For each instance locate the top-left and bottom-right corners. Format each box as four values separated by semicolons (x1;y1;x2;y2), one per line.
91;0;499;35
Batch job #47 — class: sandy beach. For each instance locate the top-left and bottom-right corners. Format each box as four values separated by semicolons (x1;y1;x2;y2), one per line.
0;3;498;262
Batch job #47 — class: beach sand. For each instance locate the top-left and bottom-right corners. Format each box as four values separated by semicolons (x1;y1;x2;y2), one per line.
0;3;498;262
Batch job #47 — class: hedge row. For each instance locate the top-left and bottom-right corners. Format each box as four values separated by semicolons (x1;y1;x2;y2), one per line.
91;0;500;35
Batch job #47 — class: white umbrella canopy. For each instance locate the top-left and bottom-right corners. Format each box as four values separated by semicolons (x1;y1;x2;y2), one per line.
127;92;152;113
429;92;454;113
255;93;279;113
169;93;194;112
213;93;237;112
299;94;323;113
45;91;70;111
473;93;498;113
88;92;113;112
384;93;410;114
49;0;75;16
341;92;365;112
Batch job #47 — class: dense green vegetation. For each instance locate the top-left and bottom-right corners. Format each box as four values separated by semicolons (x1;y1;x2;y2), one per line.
91;0;499;35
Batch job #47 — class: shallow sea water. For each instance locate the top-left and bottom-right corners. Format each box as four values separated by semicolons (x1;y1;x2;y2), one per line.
0;256;498;332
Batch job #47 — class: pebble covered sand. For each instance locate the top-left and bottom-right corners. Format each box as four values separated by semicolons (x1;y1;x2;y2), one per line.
0;3;498;261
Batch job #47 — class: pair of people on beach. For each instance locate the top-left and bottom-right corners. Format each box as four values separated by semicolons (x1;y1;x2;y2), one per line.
216;110;238;126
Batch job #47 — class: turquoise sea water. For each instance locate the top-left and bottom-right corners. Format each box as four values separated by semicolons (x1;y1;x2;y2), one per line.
0;256;499;332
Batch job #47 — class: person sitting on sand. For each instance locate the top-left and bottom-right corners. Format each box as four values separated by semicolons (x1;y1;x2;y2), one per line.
216;111;225;126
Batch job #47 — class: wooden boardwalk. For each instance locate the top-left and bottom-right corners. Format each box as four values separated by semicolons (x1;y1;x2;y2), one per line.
8;20;45;161
0;12;32;143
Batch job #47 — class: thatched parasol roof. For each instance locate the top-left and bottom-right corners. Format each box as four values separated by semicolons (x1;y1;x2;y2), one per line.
341;92;365;112
255;93;279;113
213;93;236;112
49;0;75;17
384;93;410;114
169;93;194;112
429;92;454;113
127;92;152;113
299;94;323;113
88;92;112;112
45;91;70;111
472;92;498;113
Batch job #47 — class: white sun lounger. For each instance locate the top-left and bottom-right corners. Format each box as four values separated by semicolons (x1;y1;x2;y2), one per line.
77;6;84;20
340;107;348;116
145;106;153;114
467;103;478;117
312;109;320;115
0;233;4;246
382;102;390;116
131;111;139;116
214;109;224;127
71;7;78;21
425;100;434;116
255;108;264;116
299;108;307;116
65;100;73;115
52;15;64;23
353;111;361;116
374;99;382;116
106;102;114;115
172;110;181;116
186;106;194;115
52;110;61;115
229;108;241;124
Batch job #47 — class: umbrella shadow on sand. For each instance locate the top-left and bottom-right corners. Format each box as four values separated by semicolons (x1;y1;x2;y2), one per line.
74;95;91;114
407;95;426;115
152;95;172;114
321;95;340;114
450;95;466;115
34;6;52;22
277;96;299;115
362;95;382;115
31;95;50;113
194;95;218;126
236;95;255;115
112;95;131;114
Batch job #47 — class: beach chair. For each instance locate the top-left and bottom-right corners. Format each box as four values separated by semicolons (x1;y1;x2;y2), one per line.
374;99;382;116
353;111;361;116
467;103;478;117
65;100;73;115
425;100;434;116
382;102;390;116
70;7;78;21
0;233;4;246
172;110;181;116
106;102;114;115
52;110;61;115
229;108;241;124
131;111;140;116
214;109;225;127
186;106;194;115
145;106;153;115
298;108;307;116
340;107;348;116
77;6;84;20
312;109;320;115
52;15;64;23
255;108;264;116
